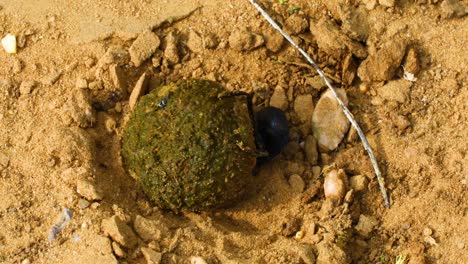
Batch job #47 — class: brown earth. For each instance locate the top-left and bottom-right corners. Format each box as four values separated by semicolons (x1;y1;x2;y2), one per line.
0;0;467;263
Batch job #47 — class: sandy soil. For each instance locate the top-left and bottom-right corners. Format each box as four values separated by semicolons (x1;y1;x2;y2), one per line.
0;0;467;263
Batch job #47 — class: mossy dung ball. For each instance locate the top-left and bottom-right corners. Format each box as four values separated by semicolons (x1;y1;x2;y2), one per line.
122;80;256;211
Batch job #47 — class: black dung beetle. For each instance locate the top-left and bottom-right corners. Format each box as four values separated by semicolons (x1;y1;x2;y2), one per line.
254;106;289;167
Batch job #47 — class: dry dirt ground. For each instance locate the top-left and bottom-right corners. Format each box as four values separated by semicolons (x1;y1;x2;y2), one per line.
0;0;467;263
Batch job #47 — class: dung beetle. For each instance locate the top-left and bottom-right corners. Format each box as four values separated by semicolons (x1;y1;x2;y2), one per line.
254;106;289;167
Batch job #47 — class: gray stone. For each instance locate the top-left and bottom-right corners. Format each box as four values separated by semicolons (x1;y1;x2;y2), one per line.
312;89;350;152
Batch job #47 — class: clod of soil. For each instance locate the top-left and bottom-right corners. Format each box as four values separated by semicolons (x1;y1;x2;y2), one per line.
122;79;256;211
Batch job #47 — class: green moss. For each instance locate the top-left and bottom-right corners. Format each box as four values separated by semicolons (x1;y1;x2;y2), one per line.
122;80;256;211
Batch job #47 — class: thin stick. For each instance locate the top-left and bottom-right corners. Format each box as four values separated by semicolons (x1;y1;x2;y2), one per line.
248;0;390;208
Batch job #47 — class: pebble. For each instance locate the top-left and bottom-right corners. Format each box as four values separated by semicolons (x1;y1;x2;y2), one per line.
1;33;17;54
19;80;37;96
133;215;169;242
349;175;368;192
344;189;354;203
264;27;284;52
109;65;127;97
323;169;348;203
203;33;218;49
78;198;90;209
294;94;314;124
285;14;309;35
77;179;103;201
289;174;306;193
358;36;407;82
311;166;321;178
129;73;149;110
310;19;367;59
304;135;318;165
164;32;180;65
112;241;126;258
12;58;22;74
355;214;378;237
341;54;357;86
228;29;264;51
129;31;160;67
141;247;162;264
363;0;377;10
75;78;88;89
21;259;30;264
102;215;138;248
270;86;288;110
377;79;412;103
422;227;433;236
403;47;420;76
186;30;204;53
312;88;350;152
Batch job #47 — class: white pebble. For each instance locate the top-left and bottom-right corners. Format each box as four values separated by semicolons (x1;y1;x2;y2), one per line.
2;34;17;54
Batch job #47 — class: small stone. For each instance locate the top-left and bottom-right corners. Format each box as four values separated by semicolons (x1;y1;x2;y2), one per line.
141;247;162;264
109;65;127;97
264;27;284;52
190;256;208;264
114;102;122;113
19;80;37;95
349;175;368;192
422;227;433;236
304;135;318;165
294;94;314;124
101;216;138;248
289;174;305;193
270;86;288;110
76;78;88;89
285;14;309;35
129;31;161;67
2;34;17;54
342;54;357;86
377;79;412;103
21;259;30;264
403;47;420;76
306;75;326;90
203;33;218;49
78;199;90;209
355;214;378;237
12;58;22;74
164;32;180;65
379;0;395;7
344;189;354;203
187;30;203;53
134;215;170;242
295;230;305;239
77;179;103;201
312;89;350;151
228;29;264;51
316;241;349;264
312;166;321;177
423;236;438;246
323;169;348;204
310;19;367;59
441;0;467;18
129;73;149;110
112;241;126;258
358;36;407;82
